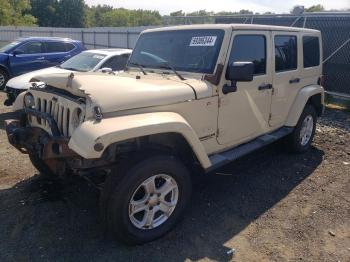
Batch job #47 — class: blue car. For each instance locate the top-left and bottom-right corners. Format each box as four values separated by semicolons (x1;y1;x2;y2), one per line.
0;37;85;90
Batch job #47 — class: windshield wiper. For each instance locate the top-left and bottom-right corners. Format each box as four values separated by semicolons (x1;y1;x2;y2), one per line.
158;61;185;81
129;62;147;75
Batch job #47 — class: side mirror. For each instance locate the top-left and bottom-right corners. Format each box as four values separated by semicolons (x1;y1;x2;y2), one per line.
99;67;113;73
223;62;254;94
12;50;24;56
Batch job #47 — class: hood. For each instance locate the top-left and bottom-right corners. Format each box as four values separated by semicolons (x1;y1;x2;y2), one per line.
30;72;207;113
6;67;71;90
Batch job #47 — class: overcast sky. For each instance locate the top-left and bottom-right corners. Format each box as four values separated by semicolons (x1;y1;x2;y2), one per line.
85;0;349;15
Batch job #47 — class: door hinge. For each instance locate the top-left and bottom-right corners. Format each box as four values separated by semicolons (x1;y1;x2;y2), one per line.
268;113;272;121
216;128;220;137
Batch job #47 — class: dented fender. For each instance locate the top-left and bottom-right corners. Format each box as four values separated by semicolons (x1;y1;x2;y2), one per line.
12;91;26;111
285;85;325;127
68;112;212;169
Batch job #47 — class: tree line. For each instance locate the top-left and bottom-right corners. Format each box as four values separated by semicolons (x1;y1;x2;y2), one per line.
0;1;347;28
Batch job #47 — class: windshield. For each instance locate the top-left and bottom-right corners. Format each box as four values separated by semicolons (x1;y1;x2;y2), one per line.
60;52;107;72
128;29;225;74
0;41;20;53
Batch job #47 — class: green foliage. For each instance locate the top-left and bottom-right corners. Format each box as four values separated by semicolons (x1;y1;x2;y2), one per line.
85;4;113;27
55;0;86;27
0;0;337;28
170;10;185;17
99;8;162;27
0;0;36;26
0;0;12;25
306;4;325;12
30;0;57;27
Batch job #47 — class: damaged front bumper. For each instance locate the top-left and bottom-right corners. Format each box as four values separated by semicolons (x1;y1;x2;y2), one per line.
5;110;78;174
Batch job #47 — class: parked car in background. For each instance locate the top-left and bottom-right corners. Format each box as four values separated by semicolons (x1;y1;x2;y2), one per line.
4;48;132;106
0;37;85;90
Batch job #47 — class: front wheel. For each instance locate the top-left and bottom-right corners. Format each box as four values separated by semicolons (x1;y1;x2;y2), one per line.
0;69;8;90
100;155;192;245
285;105;317;153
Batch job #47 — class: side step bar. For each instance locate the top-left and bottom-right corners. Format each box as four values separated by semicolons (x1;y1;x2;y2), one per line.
207;127;294;172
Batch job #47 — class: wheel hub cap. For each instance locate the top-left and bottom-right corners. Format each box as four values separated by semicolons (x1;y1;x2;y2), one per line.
129;174;179;230
300;115;314;146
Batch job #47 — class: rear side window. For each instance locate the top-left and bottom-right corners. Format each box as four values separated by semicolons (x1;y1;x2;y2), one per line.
102;54;130;71
65;43;76;52
275;35;297;72
303;36;320;68
16;42;45;54
45;41;67;53
229;35;266;75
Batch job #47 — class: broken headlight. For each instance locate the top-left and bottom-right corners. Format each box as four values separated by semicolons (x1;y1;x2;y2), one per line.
24;93;35;108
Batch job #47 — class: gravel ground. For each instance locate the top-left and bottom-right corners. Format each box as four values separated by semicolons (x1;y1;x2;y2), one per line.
0;92;349;262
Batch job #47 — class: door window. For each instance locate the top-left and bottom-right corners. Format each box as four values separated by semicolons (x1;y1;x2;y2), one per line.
274;35;297;72
303;36;320;68
102;54;130;71
228;35;266;75
45;41;67;53
15;42;45;54
65;43;76;52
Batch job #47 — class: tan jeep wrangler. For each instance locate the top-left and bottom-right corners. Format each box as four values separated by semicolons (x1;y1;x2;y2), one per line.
6;24;324;244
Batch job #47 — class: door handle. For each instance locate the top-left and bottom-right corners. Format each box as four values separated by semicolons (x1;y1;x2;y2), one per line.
258;83;273;90
36;57;45;60
289;78;300;84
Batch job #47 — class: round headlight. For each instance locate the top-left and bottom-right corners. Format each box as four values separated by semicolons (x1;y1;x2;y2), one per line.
24;93;35;108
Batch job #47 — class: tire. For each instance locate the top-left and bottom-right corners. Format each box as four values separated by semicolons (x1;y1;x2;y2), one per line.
100;154;192;245
285;105;317;153
0;68;9;91
29;153;55;176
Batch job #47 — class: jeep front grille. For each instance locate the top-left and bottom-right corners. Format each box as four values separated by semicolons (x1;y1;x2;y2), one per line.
28;90;85;137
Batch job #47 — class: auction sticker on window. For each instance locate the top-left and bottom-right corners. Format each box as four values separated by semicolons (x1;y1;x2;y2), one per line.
190;36;217;46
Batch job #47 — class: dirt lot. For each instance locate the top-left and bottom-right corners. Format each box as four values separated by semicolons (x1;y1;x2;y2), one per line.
0;92;349;262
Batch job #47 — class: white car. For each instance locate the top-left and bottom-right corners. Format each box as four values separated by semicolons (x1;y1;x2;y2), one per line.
4;48;132;106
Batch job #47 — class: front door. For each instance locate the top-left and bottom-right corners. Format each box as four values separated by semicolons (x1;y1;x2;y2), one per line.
9;41;48;76
217;30;273;146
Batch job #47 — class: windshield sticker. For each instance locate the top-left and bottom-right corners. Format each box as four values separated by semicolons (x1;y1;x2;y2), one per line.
189;36;217;46
93;55;105;59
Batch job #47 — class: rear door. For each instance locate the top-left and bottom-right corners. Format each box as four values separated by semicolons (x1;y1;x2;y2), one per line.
9;41;47;75
269;32;302;127
217;30;273;146
44;41;73;67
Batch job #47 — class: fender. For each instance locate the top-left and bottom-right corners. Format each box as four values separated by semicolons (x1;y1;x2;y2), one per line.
285;85;325;127
12;91;26;111
0;63;10;77
68;112;212;169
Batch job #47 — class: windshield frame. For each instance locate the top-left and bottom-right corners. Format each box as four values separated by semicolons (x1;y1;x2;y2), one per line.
128;29;225;75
